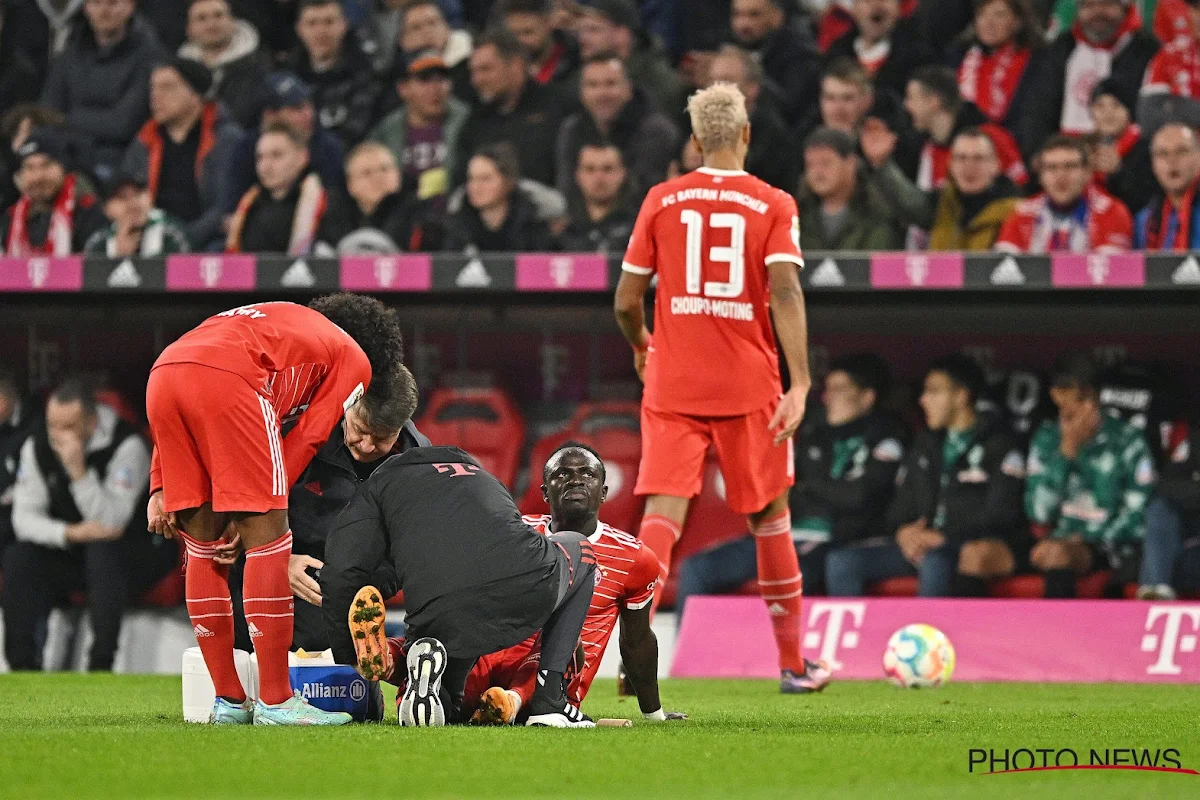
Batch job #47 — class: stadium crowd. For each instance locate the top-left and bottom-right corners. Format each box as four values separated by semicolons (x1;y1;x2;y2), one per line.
5;0;1200;256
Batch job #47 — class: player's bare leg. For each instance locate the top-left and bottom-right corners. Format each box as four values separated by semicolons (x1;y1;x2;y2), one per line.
749;493;830;694
348;585;392;681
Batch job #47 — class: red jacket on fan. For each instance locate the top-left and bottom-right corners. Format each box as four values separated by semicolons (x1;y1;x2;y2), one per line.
994;185;1133;253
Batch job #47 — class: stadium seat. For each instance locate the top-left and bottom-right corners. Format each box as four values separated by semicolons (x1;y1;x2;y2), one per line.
866;577;919;597
415;387;526;489
518;401;644;533
989;571;1115;599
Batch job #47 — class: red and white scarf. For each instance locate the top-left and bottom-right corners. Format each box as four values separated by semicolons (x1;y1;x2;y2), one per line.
1143;179;1198;250
1061;8;1142;134
226;173;326;255
5;174;77;256
958;42;1032;124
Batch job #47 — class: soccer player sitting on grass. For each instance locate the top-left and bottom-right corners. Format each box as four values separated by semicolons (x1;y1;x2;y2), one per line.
463;443;686;725
322;445;598;727
146;294;406;726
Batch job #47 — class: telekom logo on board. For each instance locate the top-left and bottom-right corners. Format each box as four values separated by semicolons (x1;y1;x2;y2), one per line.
1143;605;1200;676
802;602;866;671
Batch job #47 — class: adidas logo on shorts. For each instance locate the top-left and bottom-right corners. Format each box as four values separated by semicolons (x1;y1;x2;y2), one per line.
193;624;215;638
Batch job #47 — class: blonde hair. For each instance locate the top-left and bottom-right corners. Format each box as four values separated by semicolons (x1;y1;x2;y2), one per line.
687;82;749;154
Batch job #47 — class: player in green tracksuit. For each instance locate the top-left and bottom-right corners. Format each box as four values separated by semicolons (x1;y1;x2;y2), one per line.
1025;356;1157;597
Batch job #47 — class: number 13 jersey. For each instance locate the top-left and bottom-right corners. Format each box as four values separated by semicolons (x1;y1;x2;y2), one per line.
622;167;804;417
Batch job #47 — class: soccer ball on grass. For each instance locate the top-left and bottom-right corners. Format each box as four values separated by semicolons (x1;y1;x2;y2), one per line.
882;623;955;688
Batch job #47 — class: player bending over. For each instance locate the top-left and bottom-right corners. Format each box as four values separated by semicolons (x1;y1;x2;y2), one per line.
614;82;832;694
146;295;407;725
465;442;687;725
322;445;597;728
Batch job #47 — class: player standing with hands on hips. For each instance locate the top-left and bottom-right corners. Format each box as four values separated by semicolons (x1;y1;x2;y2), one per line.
614;82;832;693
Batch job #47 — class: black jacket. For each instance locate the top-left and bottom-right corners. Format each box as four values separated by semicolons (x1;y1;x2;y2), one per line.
322;446;560;662
0;397;41;551
287;37;384;147
790;410;908;547
746;98;801;194
288;419;429;564
1159;422;1200;526
1020;27;1159;159
750;16;822;125
443;189;554;252
558;205;635;254
317;190;442;253
454;79;573;187
887;413;1028;549
826;17;936;104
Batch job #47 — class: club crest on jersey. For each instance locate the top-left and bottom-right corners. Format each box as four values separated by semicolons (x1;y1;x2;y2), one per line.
595;567;605;586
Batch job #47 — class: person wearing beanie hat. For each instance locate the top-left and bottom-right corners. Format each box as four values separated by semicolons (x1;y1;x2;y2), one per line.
121;58;242;251
1020;0;1158;156
2;127;106;255
1089;77;1156;214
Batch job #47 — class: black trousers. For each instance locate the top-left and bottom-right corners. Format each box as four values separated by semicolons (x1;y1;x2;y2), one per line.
424;531;596;722
2;531;176;670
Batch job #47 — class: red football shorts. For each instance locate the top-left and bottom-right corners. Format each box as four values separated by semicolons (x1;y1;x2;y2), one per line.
146;363;289;514
635;402;794;515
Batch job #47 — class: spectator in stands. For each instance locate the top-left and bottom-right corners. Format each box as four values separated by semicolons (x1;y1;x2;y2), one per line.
995;135;1134;253
728;0;821;124
122;58;241;251
369;51;468;213
226;121;327;254
865;126;1021;250
575;0;686;116
1139;0;1200;137
1135;123;1200;249
287;0;383;147
1021;0;1159;156
799;127;900;250
2;127;106;255
501;0;580;92
826;354;1027;597
1139;420;1200;600
3;378;174;671
0;1;42;111
903;66;1028;196
825;0;935;101
456;27;569;188
705;45;799;193
178;0;270;128
226;71;346;210
555;54;678;199
40;0;164;181
317;142;440;253
949;0;1043;143
795;57;876;145
399;0;474;102
444;141;553;251
83;169;189;256
679;354;905;604
1087;79;1155;215
363;0;409;74
13;0;85;80
0;370;39;557
1026;354;1155;598
0;105;68;213
558;142;636;253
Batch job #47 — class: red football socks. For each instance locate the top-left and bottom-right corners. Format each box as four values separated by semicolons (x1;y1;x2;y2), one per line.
180;532;245;703
243;532;295;706
637;514;683;614
752;511;805;674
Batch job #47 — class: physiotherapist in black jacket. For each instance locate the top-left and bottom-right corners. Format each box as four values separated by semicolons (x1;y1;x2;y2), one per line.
223;368;429;652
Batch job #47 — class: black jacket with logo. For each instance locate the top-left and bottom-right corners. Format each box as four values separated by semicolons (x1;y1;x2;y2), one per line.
323;446;561;662
790;410;908;547
887;412;1029;549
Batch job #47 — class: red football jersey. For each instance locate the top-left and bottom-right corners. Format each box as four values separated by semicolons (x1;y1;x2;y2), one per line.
622;167;804;417
524;514;659;701
150;301;371;491
1143;36;1200;99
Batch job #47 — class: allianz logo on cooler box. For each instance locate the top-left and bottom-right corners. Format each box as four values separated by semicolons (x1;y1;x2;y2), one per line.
299;680;367;702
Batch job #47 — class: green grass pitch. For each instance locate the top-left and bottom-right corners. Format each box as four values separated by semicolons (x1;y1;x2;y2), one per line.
0;674;1198;799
